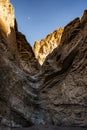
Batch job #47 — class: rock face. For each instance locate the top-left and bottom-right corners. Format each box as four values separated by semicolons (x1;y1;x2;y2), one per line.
0;0;40;127
34;28;64;65
39;11;87;126
0;0;16;53
16;31;39;74
0;0;15;34
0;0;87;128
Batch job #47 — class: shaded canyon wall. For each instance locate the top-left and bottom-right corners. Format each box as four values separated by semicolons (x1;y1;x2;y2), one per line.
0;0;87;127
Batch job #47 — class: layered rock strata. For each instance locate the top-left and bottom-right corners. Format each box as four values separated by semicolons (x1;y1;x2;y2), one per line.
39;10;87;126
34;28;64;65
0;0;40;127
0;0;87;128
0;0;16;54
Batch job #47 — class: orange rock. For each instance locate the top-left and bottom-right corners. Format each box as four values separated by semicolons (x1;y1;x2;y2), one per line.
33;28;64;65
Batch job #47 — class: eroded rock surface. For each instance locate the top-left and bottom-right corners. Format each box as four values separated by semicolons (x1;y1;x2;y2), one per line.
16;31;39;74
0;0;87;128
0;0;16;54
0;0;40;127
34;28;64;65
39;10;87;126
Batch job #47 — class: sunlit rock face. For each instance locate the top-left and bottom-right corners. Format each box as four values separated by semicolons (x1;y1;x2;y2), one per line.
0;0;15;34
33;28;64;65
0;0;87;128
0;0;16;54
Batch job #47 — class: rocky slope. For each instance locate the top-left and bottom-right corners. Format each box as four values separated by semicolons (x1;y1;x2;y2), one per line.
0;0;87;128
34;28;64;65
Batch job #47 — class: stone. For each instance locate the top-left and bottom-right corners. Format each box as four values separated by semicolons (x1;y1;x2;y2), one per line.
0;0;40;127
0;0;15;34
39;10;87;127
16;31;39;74
33;28;64;65
0;0;87;128
0;0;16;54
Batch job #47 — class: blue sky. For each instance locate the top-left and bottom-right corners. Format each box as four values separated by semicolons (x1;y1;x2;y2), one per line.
11;0;87;46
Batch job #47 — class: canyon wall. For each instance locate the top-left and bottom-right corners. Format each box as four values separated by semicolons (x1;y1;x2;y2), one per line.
39;11;87;126
0;0;87;128
34;28;64;65
0;0;40;127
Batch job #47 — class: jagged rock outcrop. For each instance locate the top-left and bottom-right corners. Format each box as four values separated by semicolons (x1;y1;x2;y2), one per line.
39;10;87;126
34;28;64;65
16;31;39;74
0;0;40;127
0;0;16;54
0;0;87;128
0;0;15;35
